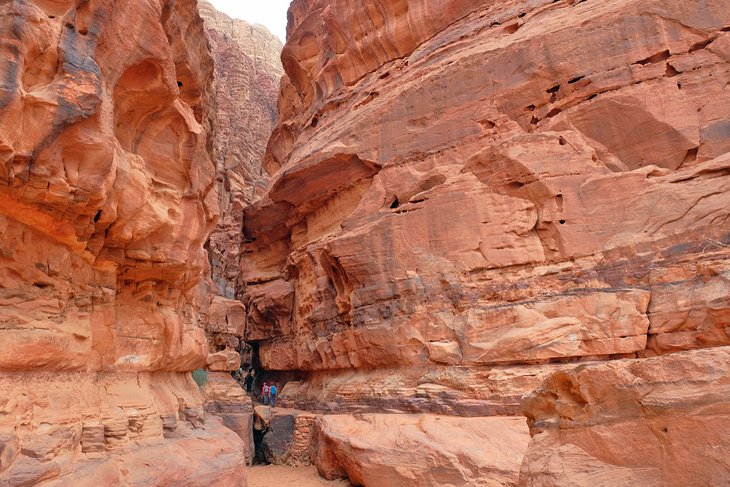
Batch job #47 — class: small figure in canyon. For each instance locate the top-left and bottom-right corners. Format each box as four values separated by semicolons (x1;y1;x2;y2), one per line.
270;383;278;407
244;370;254;392
262;382;270;405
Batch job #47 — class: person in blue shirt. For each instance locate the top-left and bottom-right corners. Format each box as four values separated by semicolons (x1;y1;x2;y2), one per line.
269;383;278;407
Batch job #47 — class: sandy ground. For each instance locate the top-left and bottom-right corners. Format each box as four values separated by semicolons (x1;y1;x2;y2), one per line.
248;465;352;487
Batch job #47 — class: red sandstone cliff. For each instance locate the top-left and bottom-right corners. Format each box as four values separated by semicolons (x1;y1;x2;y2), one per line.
0;0;245;485
197;3;283;465
199;2;283;301
244;0;730;484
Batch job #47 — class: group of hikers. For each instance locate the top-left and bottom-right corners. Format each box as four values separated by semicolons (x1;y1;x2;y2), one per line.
261;382;278;407
233;368;278;407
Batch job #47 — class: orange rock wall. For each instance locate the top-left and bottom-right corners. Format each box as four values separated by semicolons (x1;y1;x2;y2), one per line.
247;0;730;384
244;0;730;483
199;2;283;300
0;0;245;484
196;3;284;376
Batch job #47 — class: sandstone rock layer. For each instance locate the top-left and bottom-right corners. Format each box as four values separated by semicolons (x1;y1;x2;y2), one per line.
244;0;730;484
199;1;283;301
521;347;730;486
249;0;730;377
0;0;246;484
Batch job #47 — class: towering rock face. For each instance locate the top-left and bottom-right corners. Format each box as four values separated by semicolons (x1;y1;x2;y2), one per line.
0;0;245;484
196;3;283;378
243;0;730;483
199;2;283;300
194;3;283;468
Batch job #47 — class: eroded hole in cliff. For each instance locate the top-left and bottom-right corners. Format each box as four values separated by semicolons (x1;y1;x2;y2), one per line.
688;37;716;53
634;50;670;66
504;23;519;34
389;196;400;209
665;63;680;78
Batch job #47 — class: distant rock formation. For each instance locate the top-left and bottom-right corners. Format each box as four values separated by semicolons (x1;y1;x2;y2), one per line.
199;1;283;300
196;2;283;470
242;0;730;484
0;0;246;484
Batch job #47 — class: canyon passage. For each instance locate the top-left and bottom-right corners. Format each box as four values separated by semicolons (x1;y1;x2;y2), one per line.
0;0;729;486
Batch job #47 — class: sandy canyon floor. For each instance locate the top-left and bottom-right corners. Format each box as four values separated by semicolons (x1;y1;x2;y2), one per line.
248;465;351;487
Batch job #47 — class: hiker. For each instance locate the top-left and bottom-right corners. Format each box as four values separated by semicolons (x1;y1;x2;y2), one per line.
270;383;278;407
262;382;270;405
244;371;254;393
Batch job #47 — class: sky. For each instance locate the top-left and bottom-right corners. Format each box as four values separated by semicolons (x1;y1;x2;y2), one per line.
207;0;291;43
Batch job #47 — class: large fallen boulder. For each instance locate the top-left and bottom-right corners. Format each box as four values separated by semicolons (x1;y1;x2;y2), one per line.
312;414;530;486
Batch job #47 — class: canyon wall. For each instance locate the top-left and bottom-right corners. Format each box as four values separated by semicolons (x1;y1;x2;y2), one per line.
195;2;283;467
0;0;245;485
199;1;283;301
244;0;730;484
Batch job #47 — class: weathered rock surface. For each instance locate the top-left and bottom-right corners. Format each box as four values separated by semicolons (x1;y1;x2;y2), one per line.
244;0;730;402
312;414;530;486
242;0;730;483
0;372;246;486
0;0;246;484
249;0;730;372
258;408;316;466
520;347;730;486
198;1;283;300
203;372;255;464
278;363;557;416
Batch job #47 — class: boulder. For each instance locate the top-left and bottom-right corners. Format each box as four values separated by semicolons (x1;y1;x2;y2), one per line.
203;373;255;465
207;348;242;372
312;414;531;486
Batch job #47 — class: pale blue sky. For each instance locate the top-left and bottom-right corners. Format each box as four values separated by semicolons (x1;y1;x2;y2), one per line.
208;0;290;42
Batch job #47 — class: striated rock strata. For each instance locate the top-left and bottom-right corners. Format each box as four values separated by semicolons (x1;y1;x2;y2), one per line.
0;0;246;484
243;0;730;484
196;2;283;384
199;1;283;300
